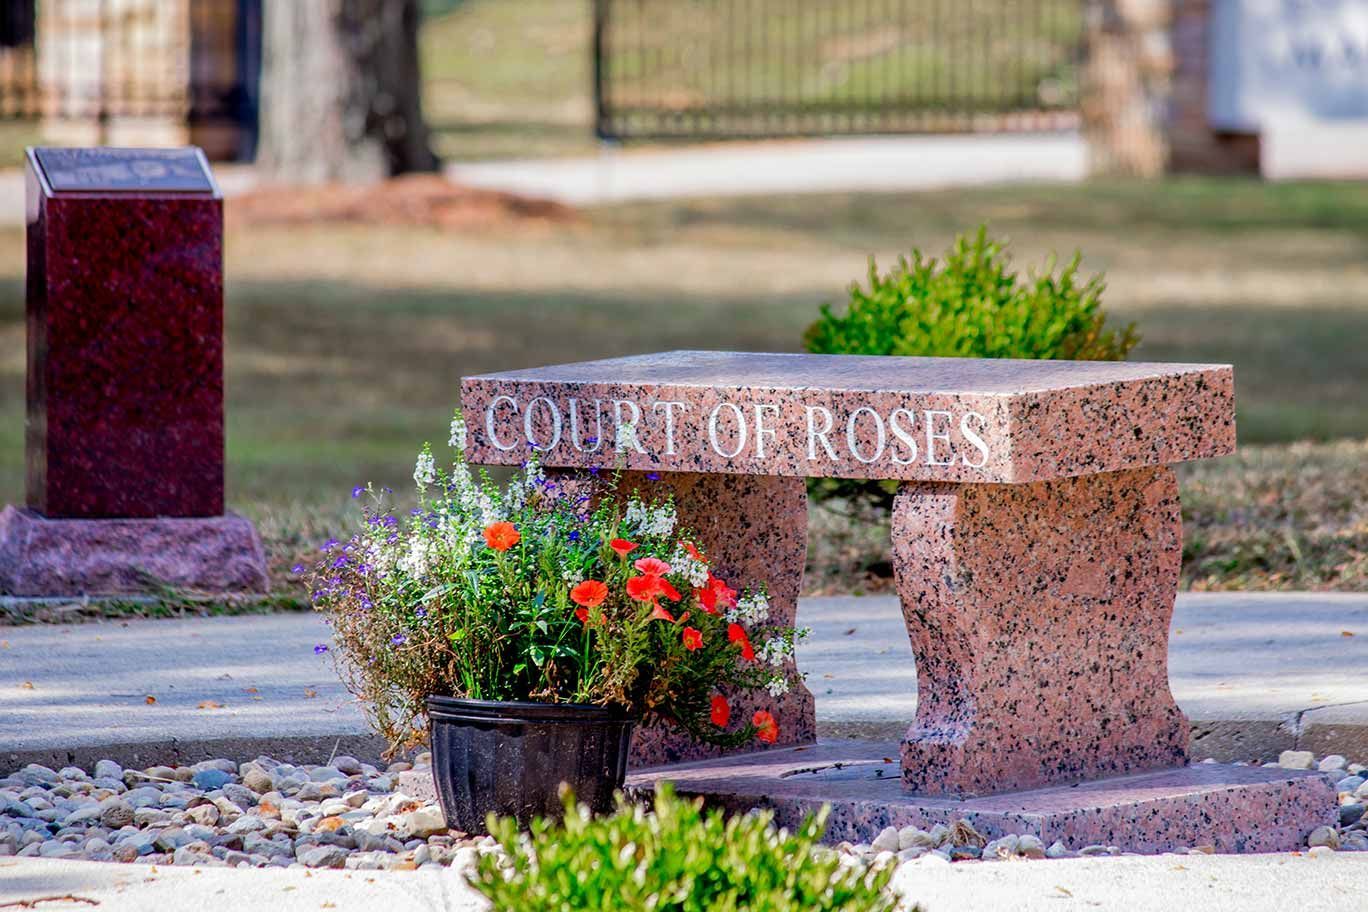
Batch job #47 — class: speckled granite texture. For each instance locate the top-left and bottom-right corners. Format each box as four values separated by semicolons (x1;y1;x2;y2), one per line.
894;467;1189;796
0;502;268;597
460;351;1235;483
546;469;817;766
627;741;1337;854
25;149;224;518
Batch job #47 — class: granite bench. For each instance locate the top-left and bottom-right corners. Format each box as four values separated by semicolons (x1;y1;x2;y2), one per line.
460;350;1237;795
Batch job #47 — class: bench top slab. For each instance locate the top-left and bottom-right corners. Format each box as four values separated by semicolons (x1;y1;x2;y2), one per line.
461;351;1235;483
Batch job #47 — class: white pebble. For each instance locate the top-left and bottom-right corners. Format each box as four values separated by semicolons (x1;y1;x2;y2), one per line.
1277;751;1315;770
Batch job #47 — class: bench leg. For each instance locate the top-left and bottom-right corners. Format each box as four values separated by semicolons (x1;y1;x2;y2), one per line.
892;466;1189;797
548;470;816;766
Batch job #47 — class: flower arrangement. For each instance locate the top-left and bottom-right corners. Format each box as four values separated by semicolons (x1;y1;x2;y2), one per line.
307;414;804;753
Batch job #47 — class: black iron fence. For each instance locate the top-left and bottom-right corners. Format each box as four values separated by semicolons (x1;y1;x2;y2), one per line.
593;0;1086;140
0;0;259;156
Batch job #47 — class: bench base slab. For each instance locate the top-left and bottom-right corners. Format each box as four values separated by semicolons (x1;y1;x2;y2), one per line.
625;740;1336;854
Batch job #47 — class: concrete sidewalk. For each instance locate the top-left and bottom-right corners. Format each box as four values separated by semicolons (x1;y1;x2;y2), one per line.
446;133;1087;205
1;593;1364;771
1;850;1364;912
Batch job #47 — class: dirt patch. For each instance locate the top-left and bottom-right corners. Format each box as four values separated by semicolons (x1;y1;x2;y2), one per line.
227;173;578;231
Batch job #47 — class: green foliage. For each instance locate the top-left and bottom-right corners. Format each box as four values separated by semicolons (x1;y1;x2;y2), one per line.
803;225;1137;362
471;785;900;912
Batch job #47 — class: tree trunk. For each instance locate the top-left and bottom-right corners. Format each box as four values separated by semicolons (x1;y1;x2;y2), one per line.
257;0;439;184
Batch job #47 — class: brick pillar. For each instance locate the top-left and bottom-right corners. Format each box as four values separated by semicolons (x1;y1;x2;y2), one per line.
1168;0;1259;173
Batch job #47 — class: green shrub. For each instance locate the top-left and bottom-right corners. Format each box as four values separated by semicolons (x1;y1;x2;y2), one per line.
471;785;900;912
803;225;1137;362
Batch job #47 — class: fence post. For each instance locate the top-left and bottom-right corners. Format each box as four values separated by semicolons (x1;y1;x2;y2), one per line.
1080;0;1174;177
591;0;610;141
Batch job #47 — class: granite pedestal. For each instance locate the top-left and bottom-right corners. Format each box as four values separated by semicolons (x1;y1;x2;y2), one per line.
0;148;267;597
459;350;1332;851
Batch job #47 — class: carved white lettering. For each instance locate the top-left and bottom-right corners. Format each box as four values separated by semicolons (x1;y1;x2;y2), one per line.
708;402;748;458
846;406;886;464
486;395;521;452
888;408;919;465
523;397;563;451
753;404;779;458
651;400;689;455
568;398;605;453
960;411;991;469
805;406;839;461
925;409;955;466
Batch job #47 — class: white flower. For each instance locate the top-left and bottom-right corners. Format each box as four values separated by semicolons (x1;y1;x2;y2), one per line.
397;533;430;579
561;565;585;587
668;546;710;588
615;420;640;453
413;449;436;490
624;498;676;538
726;591;770;625
766;677;791;697
448;413;467;454
758;636;792;668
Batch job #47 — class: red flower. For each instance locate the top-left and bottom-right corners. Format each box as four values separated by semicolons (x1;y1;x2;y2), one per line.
710;695;730;728
574;607;589;624
483;522;520;552
626;575;660;603
681;541;708;563
753;710;778;744
657;577;683;602
727;623;755;661
610;539;638;558
633;557;671;576
681;626;703;651
650;604;676;623
695;574;738;615
570;579;608;609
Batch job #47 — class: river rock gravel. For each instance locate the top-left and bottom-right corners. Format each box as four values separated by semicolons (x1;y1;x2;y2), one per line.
2;750;1363;873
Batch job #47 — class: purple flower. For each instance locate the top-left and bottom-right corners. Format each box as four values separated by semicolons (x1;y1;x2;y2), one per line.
588;466;601;477
352;485;365;498
568;530;581;542
359;596;373;610
291;564;305;574
313;644;329;655
415;606;427;618
646;473;661;482
331;555;348;569
391;634;407;646
322;538;339;552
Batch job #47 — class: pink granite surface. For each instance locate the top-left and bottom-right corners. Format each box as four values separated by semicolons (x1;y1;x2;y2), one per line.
627;741;1337;854
893;467;1189;796
547;470;816;766
0;506;269;596
460;351;1235;483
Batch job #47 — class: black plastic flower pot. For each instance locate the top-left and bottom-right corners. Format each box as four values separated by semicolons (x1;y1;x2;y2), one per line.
426;695;635;834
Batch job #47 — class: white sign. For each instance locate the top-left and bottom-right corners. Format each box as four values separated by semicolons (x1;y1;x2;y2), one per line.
1210;0;1368;130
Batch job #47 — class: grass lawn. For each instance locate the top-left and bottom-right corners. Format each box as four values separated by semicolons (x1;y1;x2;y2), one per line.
0;178;1365;606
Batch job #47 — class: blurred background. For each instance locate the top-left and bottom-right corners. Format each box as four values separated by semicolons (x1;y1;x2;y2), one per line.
0;0;1363;602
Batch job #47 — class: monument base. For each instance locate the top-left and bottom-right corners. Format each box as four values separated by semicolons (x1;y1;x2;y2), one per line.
625;741;1336;854
0;506;269;597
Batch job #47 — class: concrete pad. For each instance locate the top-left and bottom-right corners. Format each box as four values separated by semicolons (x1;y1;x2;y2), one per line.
446;134;1087;205
1;593;1365;772
2;850;1365;912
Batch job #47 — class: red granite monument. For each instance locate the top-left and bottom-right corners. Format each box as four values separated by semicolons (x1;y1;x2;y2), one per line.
458;350;1335;853
0;147;268;597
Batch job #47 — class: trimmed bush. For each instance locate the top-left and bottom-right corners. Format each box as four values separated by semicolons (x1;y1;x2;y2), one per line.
803;225;1136;362
470;785;900;912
